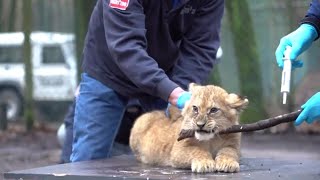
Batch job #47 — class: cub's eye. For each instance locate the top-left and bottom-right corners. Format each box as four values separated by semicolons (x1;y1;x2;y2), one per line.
192;105;198;114
209;107;219;114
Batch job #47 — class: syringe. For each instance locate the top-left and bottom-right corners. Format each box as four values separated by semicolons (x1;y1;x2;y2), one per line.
280;46;292;104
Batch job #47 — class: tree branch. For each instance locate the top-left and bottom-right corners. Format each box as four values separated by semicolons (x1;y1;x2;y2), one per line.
177;109;302;141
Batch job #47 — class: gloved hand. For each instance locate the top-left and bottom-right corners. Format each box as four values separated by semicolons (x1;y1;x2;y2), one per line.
275;24;318;69
295;92;320;126
176;92;191;110
165;92;191;117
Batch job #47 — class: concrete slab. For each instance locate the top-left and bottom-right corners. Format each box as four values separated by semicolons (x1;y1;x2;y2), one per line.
4;155;320;180
4;133;320;180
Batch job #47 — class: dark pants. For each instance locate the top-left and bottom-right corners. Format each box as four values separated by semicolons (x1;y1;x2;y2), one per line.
60;100;75;163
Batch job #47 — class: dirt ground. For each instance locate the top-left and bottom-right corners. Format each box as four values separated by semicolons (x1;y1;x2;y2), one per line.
0;123;61;177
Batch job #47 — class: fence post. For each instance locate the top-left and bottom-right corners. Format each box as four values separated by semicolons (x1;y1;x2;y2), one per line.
0;103;8;131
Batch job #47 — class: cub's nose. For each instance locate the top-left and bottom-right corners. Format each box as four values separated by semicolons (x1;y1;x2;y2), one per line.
196;122;206;129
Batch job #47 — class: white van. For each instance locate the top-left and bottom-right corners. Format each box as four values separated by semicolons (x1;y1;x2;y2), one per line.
0;32;77;121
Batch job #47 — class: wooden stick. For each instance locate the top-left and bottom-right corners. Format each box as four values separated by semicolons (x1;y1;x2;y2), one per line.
177;109;302;141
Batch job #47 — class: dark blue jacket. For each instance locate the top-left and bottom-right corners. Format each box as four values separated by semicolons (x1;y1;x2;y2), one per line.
82;0;224;101
302;0;320;38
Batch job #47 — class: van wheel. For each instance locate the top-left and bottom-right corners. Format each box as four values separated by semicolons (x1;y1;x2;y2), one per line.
0;89;22;121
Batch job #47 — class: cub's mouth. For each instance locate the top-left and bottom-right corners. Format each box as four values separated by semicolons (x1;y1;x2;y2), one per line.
178;129;195;141
195;129;213;134
194;129;215;141
178;129;216;141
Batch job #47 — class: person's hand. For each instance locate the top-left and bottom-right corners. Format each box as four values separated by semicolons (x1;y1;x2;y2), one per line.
176;92;191;110
166;87;191;117
165;92;191;117
168;87;191;110
295;92;320;126
275;24;318;69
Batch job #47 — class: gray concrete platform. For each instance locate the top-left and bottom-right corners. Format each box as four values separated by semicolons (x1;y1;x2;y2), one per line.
4;155;320;180
4;133;320;180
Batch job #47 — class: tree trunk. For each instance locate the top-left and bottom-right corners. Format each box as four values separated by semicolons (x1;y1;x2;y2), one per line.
0;1;2;32
8;0;16;31
0;0;9;32
23;0;34;131
285;0;301;113
74;0;96;83
225;0;267;123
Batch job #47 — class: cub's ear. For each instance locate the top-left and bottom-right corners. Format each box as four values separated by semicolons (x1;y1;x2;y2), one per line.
226;93;249;111
188;83;200;92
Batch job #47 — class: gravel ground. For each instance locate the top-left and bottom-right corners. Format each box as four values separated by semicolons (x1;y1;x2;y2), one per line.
241;133;320;160
0;124;61;177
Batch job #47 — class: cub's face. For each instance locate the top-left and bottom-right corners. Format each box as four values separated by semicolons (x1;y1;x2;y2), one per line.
181;84;248;141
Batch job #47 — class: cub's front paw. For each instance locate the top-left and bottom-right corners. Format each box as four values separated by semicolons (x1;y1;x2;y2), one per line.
215;156;239;173
191;159;215;173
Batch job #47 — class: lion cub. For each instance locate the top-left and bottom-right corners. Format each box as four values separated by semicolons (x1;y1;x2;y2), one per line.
129;83;248;173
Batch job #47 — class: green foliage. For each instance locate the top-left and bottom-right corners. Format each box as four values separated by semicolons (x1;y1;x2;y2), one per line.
208;67;221;86
225;0;267;123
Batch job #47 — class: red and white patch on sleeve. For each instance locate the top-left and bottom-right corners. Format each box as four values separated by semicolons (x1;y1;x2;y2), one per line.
109;0;130;10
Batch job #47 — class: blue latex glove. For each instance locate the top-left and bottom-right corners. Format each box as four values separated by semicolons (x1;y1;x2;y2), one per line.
165;104;172;117
176;92;191;110
275;24;318;69
295;92;320;126
165;92;191;117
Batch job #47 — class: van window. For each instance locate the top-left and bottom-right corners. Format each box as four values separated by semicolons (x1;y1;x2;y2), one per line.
42;45;64;64
0;46;23;63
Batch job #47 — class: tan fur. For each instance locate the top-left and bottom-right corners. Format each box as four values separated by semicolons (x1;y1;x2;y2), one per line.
129;83;249;173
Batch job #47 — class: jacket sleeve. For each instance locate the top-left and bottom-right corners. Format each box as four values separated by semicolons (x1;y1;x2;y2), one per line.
301;0;320;39
102;0;178;101
170;0;224;90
